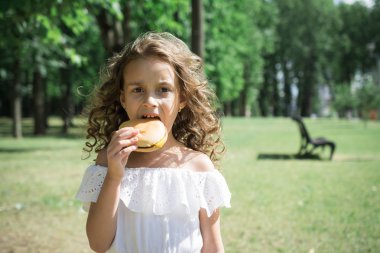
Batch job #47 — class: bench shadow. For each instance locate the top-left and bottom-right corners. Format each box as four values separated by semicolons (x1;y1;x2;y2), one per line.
257;153;321;160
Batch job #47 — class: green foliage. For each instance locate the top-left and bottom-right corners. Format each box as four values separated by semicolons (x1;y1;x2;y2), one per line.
0;0;379;120
269;0;341;116
0;0;105;117
371;1;380;56
204;0;276;105
129;0;190;41
332;81;380;119
332;84;358;117
336;2;373;83
357;81;380;113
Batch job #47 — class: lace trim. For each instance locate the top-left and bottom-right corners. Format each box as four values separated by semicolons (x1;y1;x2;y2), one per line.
76;165;231;216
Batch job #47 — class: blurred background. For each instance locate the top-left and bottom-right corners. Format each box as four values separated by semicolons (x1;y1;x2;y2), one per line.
0;0;379;252
1;0;380;136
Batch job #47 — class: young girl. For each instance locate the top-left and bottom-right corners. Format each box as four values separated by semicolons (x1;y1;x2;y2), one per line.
76;32;231;253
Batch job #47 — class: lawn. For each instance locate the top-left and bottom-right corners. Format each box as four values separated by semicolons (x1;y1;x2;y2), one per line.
0;117;379;253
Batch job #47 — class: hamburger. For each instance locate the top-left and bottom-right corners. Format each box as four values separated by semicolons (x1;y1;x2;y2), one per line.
119;118;168;152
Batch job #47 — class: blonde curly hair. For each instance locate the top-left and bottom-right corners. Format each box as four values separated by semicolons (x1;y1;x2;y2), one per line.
84;32;224;163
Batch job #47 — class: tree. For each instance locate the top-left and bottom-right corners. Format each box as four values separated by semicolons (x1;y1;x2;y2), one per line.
357;81;380;122
263;0;339;117
128;0;190;42
0;1;57;136
204;0;276;116
336;2;373;84
0;0;104;136
332;84;358;118
191;0;204;58
0;8;23;137
369;0;380;87
88;1;131;57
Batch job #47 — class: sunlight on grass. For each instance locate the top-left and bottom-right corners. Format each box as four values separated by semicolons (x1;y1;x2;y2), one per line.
0;117;379;252
221;117;380;253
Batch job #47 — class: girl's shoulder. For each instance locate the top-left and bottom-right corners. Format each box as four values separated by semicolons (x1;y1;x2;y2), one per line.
180;149;215;172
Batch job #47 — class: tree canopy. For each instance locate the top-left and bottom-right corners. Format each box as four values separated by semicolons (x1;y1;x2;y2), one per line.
1;0;379;136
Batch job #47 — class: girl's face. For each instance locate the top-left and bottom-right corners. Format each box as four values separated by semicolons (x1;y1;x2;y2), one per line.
120;57;185;135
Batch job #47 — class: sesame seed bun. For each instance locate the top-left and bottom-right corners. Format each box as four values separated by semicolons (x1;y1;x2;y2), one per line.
119;119;168;152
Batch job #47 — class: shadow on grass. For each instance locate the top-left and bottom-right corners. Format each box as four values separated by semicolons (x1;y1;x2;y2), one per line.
0;146;68;154
257;153;322;160
0;125;85;139
0;117;87;139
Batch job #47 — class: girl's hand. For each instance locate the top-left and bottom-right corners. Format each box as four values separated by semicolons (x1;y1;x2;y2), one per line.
106;127;139;181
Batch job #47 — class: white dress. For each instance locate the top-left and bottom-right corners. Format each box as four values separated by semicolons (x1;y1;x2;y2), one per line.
76;165;231;253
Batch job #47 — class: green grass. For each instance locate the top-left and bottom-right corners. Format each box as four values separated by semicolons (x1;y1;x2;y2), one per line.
1;117;379;252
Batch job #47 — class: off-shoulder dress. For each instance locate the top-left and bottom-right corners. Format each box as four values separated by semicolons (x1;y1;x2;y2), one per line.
76;165;231;253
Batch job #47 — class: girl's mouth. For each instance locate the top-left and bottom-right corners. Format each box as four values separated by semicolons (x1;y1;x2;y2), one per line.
141;114;161;121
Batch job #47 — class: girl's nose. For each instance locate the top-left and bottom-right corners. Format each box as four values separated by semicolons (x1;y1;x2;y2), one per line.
143;94;158;108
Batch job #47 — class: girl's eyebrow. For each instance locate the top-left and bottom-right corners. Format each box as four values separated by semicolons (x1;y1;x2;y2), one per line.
158;80;175;85
125;80;144;86
125;80;175;86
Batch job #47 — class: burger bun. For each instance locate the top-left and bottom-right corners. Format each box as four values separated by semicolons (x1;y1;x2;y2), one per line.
119;119;168;152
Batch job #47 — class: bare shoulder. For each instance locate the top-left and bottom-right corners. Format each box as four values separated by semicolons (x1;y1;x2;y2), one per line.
185;151;215;172
95;148;108;167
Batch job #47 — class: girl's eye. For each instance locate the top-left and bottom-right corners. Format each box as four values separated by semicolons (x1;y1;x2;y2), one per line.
160;87;170;93
132;87;144;93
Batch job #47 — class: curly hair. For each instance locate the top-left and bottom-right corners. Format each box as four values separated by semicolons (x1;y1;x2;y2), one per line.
83;32;224;163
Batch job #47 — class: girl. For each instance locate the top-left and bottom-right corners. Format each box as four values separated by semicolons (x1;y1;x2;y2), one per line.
76;32;231;253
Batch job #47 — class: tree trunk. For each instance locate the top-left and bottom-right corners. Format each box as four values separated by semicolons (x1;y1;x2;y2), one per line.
122;2;131;44
282;59;292;116
260;55;278;117
271;62;280;116
191;0;204;58
60;64;74;134
258;85;269;117
239;88;248;117
231;99;238;116
239;63;251;117
272;81;280;116
95;3;132;57
299;59;316;117
33;68;46;135
11;59;22;138
95;9;113;56
223;101;232;117
296;39;317;117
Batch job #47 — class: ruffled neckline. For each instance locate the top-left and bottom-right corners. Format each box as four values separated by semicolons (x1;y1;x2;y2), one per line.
123;165;221;173
76;165;231;217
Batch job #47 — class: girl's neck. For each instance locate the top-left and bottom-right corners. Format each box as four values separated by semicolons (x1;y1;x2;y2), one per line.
126;132;190;168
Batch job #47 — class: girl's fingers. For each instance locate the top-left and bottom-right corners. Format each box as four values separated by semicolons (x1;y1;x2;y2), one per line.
108;137;138;157
121;145;138;154
116;128;139;138
120;145;138;164
107;128;139;167
108;128;139;151
110;128;135;140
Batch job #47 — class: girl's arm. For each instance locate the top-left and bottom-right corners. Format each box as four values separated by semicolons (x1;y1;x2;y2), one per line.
86;128;138;252
199;208;225;253
86;171;121;252
191;153;226;253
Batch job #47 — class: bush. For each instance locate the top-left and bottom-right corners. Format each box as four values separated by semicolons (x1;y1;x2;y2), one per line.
357;82;380;120
332;84;358;118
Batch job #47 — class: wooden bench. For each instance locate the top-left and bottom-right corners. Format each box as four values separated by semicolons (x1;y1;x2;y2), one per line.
291;116;336;160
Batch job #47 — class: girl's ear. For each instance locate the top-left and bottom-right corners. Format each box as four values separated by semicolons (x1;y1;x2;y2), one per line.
179;101;186;111
178;98;186;113
179;91;187;109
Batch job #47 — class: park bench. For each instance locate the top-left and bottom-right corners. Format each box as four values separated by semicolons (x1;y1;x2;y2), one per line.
291;116;336;160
